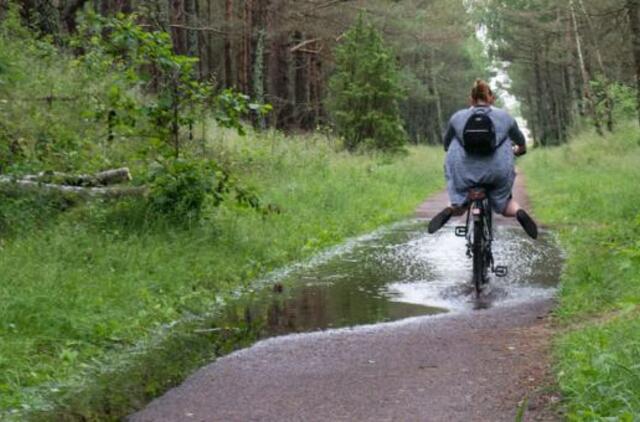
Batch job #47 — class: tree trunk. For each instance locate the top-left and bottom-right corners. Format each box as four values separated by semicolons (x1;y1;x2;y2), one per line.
224;0;234;87
428;49;444;137
526;88;538;144
627;0;640;127
207;0;216;82
569;0;603;135
184;0;198;58
240;0;253;94
577;0;614;131
311;51;323;127
544;56;562;143
293;32;309;128
533;47;548;145
224;0;234;88
170;0;186;55
193;0;205;78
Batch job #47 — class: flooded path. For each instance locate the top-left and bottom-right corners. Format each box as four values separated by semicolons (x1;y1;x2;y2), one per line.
131;177;562;421
217;221;561;341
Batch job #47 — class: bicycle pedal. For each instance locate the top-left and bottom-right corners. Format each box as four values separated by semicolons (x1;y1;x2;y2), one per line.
494;266;508;277
455;226;467;237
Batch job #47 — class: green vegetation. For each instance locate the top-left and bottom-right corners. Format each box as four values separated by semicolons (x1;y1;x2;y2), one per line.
523;122;640;419
328;15;407;152
0;130;444;417
0;8;446;419
8;0;640;419
477;0;640;145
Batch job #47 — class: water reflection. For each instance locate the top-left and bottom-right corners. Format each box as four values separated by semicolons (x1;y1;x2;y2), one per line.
208;221;563;341
39;221;564;421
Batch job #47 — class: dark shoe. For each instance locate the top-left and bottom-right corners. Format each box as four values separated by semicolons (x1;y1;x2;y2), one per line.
516;209;538;239
428;207;453;234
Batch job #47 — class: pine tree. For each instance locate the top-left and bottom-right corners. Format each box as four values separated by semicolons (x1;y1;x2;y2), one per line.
328;15;407;152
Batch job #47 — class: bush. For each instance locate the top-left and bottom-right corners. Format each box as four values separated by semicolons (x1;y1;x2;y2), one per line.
146;159;216;222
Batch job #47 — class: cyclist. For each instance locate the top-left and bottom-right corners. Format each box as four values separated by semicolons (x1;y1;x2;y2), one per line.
427;79;538;239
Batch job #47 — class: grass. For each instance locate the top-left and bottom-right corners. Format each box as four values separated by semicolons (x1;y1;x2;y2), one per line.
522;121;640;419
0;130;444;419
0;17;447;418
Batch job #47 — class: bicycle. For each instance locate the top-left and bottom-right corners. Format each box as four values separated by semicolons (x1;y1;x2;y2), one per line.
454;187;508;296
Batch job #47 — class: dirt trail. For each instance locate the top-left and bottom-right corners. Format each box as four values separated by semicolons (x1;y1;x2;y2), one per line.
130;173;559;422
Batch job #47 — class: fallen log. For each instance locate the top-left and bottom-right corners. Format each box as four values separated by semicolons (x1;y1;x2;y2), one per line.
0;176;147;199
22;167;132;187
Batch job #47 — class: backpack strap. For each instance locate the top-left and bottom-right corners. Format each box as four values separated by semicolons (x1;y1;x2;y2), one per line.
495;133;510;149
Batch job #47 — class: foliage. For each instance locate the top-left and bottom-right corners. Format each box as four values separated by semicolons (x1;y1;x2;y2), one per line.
145;156;264;223
382;0;490;144
0;10;274;220
557;317;640;420
328;14;407;152
146;158;217;222
592;77;638;123
0;129;444;419
0;6;100;172
474;0;640;144
523;121;640;418
71;11;267;159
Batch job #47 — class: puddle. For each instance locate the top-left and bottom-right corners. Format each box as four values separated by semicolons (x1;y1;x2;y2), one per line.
207;220;563;340
27;220;564;421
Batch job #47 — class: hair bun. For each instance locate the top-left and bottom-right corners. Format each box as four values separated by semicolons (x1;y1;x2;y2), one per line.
471;79;493;103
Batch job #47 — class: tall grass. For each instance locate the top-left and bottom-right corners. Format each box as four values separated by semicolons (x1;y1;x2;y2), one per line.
522;121;640;418
0;130;444;417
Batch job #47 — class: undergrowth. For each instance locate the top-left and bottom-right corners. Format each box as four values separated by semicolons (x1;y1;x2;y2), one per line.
0;131;444;419
523;121;640;419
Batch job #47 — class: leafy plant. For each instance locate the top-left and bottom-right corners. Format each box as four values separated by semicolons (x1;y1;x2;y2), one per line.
146;158;216;222
72;11;269;159
146;157;266;222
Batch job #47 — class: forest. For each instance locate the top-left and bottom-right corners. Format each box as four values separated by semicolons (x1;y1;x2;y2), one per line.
1;0;640;420
479;0;640;144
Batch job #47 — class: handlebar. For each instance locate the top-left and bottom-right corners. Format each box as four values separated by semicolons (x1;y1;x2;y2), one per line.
512;144;527;157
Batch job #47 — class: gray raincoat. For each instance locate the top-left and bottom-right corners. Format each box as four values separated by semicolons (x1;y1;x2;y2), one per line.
443;105;526;213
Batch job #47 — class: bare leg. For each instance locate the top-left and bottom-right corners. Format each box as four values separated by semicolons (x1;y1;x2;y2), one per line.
506;198;538;238
502;199;520;217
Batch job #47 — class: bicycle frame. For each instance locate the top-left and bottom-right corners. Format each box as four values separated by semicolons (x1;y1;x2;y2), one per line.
455;190;507;296
465;197;492;259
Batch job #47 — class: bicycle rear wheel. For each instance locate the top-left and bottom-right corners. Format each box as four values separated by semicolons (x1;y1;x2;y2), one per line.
472;215;485;296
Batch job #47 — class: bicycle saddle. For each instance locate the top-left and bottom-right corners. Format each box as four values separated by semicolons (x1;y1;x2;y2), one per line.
467;187;487;201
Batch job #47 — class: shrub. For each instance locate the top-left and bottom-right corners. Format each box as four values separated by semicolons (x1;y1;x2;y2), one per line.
146;159;216;222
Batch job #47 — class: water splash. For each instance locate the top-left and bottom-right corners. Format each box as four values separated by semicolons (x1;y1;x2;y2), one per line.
230;220;563;337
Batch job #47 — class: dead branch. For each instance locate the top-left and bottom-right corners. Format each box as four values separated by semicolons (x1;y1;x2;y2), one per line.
290;38;320;53
0;177;147;199
22;168;132;187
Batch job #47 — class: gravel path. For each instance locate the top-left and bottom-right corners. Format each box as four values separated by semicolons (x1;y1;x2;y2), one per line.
130;172;559;422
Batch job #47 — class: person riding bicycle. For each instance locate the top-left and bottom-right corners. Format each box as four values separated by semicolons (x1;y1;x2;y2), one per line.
427;79;538;239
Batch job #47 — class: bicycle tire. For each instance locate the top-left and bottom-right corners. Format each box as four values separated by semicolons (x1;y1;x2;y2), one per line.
483;209;493;285
472;213;484;296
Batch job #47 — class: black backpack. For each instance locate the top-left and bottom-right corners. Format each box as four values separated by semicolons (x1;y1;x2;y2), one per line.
461;108;497;155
